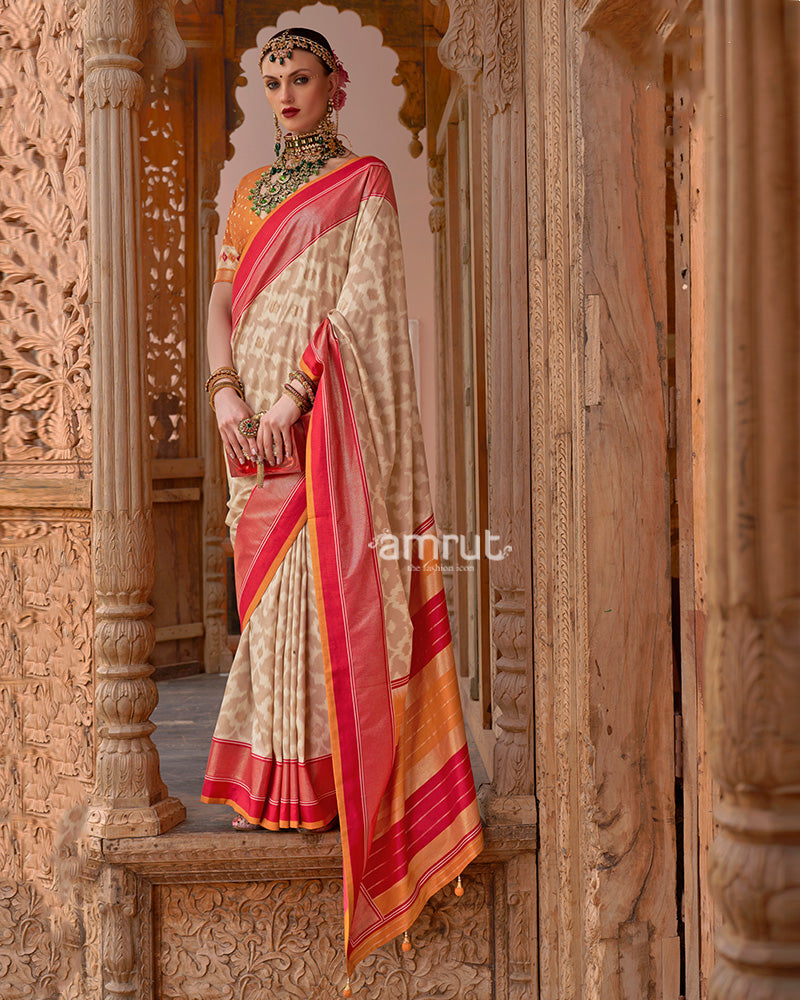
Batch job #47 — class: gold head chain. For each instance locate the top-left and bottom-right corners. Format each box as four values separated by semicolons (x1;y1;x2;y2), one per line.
260;33;337;72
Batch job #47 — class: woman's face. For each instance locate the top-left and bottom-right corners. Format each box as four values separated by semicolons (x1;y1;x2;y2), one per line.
261;49;339;136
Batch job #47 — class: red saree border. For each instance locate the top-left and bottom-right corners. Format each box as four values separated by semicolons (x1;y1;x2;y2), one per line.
347;824;484;967
303;319;394;947
201;736;337;830
302;319;483;971
231;156;396;331
234;472;308;631
238;154;369;264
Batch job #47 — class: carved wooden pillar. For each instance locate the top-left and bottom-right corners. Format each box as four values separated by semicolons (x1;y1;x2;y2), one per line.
428;153;456;618
85;0;185;838
98;865;139;1000
440;0;534;819
705;1;800;996
196;44;233;675
440;4;537;998
199;192;233;675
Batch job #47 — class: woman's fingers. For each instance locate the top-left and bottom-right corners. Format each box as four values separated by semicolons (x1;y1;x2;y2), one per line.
275;430;288;466
225;422;252;460
256;421;273;465
258;420;294;466
215;399;256;463
230;394;300;468
266;425;284;466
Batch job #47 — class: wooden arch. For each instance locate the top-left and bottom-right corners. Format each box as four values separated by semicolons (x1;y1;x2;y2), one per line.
223;0;434;158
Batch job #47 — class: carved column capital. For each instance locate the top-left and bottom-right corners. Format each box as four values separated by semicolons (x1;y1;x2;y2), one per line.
438;0;522;112
438;0;483;88
83;0;186;110
83;0;148;110
83;0;149;54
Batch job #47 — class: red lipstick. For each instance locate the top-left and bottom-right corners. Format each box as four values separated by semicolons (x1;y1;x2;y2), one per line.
282;107;300;118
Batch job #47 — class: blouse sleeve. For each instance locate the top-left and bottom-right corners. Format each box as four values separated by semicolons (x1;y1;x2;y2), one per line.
214;185;244;283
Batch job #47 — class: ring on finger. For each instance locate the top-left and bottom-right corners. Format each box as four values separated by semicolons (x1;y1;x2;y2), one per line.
239;411;266;438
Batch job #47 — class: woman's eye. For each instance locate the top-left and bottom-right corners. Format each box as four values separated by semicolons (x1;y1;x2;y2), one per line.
294;76;308;84
266;81;278;90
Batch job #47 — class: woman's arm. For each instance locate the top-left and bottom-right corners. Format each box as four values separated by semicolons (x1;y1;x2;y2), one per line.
207;280;304;466
207;280;257;464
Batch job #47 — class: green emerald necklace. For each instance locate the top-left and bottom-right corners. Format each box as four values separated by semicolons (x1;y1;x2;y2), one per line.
248;116;348;218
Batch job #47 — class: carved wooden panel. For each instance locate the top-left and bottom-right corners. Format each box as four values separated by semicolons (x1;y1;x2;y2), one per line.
141;70;194;461
0;516;94;998
0;0;90;475
140;58;207;671
156;873;492;999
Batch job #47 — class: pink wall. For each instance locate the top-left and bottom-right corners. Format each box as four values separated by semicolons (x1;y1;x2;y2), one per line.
216;3;438;487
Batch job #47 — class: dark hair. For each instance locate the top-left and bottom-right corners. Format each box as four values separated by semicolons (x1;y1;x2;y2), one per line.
260;26;336;73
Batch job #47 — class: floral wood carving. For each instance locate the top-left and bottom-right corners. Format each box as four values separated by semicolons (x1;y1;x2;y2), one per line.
99;865;140;999
427;154;445;235
0;518;93;998
141;78;190;460
480;0;522;113
158;874;492;999
0;0;91;467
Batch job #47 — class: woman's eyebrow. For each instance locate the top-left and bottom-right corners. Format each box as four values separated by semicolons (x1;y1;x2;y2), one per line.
261;67;312;81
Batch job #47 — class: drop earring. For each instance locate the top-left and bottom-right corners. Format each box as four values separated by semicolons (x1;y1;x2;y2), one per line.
273;111;282;158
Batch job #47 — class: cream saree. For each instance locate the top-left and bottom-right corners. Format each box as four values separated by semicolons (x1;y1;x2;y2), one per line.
201;156;483;968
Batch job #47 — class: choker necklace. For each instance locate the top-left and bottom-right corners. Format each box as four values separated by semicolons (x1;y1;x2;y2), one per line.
248;117;348;217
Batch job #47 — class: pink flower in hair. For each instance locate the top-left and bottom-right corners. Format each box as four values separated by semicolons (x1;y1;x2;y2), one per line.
332;53;349;110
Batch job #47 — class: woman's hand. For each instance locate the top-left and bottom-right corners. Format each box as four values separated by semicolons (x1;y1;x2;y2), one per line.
256;393;302;466
214;387;256;464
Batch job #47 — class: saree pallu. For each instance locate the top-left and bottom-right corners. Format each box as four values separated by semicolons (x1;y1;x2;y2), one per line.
202;156;483;969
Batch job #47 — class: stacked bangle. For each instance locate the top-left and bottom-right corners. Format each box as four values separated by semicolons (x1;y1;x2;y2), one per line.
282;382;312;414
288;369;317;404
206;366;245;411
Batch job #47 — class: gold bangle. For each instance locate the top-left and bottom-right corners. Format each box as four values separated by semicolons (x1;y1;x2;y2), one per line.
205;366;242;393
288;369;316;402
209;380;244;411
282;383;311;414
207;375;244;397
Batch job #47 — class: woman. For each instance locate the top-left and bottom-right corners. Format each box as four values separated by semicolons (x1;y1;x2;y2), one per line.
200;26;483;976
